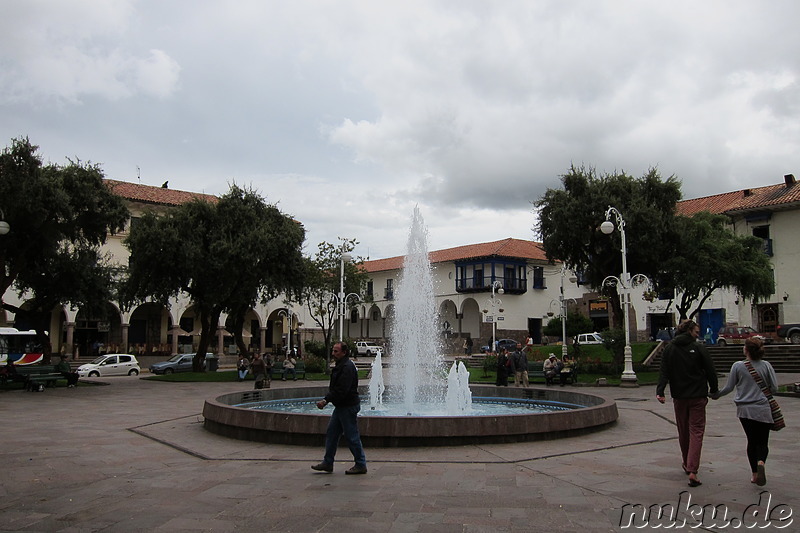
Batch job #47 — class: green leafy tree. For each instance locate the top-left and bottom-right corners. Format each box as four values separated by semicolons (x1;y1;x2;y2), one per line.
535;165;681;331
300;238;371;370
662;211;774;320
0;138;128;360
122;184;305;370
542;311;595;340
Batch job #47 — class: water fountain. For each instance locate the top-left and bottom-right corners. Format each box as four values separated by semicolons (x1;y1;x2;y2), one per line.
203;208;618;446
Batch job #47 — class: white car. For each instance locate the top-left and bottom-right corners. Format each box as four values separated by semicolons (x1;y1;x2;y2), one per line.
77;354;141;377
355;341;383;357
575;332;604;345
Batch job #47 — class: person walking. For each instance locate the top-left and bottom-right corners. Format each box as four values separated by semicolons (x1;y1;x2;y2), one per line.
312;342;367;475
656;319;719;487
711;337;779;486
512;343;529;387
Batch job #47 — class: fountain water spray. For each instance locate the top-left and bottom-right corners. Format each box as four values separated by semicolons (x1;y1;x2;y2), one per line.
369;206;470;414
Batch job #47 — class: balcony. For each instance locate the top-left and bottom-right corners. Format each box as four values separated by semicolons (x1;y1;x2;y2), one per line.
455;277;527;295
384;288;394;300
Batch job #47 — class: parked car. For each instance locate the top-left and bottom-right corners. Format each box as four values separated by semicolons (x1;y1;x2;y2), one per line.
716;326;772;346
481;338;519;353
574;332;604;345
76;354;141;377
149;353;214;374
775;323;800;344
150;353;194;374
355;341;383;357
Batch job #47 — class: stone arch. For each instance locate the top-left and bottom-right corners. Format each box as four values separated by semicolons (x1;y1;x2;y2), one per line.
366;304;383;339
127;302;171;358
460;298;482;342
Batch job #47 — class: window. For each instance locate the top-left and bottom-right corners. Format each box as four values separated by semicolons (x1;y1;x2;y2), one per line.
531;266;545;289
753;225;773;256
366;281;374;299
385;278;394;300
474;268;484;288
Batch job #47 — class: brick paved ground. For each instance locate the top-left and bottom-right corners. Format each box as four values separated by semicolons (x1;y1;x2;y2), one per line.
1;373;798;532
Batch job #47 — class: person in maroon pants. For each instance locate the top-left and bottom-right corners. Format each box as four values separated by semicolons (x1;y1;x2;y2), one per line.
656;319;719;487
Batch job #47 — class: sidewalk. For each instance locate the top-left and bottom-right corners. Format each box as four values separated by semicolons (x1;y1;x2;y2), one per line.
1;373;798;532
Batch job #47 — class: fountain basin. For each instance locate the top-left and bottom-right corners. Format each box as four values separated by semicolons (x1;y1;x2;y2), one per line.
202;385;618;446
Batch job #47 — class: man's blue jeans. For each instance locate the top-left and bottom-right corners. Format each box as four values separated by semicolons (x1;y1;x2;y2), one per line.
323;404;366;467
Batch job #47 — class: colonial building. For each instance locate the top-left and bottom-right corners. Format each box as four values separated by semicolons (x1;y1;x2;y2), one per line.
1;180;303;364
353;239;585;351
669;173;800;341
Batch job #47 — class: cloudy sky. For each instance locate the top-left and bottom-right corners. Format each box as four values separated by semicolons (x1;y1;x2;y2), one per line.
2;1;799;260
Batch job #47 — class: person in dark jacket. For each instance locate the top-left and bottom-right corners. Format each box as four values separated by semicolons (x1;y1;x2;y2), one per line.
656;319;719;487
312;342;367;475
495;350;510;386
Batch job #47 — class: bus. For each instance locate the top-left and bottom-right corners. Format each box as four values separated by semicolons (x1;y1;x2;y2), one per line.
0;327;44;366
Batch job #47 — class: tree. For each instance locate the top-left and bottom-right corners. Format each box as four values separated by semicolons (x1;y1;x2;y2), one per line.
535;165;682;337
0;138;128;360
300;238;371;370
122;184;305;371
542;311;595;340
662;211;774;320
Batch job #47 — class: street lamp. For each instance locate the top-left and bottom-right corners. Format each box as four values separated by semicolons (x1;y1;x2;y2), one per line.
277;308;292;354
548;269;577;360
600;206;651;387
337;252;360;341
486;280;504;352
558;267;578;360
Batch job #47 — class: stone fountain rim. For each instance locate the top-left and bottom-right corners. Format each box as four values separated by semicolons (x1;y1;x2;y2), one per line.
202;385;619;446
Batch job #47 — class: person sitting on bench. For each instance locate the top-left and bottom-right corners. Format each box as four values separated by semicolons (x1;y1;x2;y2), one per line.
56;355;80;388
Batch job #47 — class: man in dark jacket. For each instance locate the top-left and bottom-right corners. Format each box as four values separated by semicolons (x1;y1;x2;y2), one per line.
312;342;367;474
656;320;719;487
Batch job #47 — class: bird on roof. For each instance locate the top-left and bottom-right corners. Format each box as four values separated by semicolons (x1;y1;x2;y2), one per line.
161;181;169;188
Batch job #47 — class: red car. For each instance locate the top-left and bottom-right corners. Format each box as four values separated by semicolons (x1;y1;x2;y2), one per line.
716;326;772;346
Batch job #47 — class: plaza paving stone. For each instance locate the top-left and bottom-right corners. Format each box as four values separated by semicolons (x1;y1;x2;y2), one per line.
1;372;798;532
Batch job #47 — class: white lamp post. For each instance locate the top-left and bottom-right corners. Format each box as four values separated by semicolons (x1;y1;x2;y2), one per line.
600;206;650;387
558;267;578;360
337;253;360;342
487;280;504;352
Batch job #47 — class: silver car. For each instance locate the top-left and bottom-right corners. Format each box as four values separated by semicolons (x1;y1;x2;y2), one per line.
77;354;141;377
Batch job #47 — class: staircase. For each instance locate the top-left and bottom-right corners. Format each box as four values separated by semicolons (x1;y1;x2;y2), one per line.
646;343;800;373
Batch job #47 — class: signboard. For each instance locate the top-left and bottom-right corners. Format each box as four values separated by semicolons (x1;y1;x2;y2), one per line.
589;301;608;312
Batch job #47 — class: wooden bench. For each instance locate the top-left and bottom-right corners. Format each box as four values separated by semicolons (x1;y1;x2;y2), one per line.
11;365;68;391
527;367;578;385
270;360;306;380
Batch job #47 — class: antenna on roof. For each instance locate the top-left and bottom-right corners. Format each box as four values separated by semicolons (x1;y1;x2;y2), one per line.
136;166;141;184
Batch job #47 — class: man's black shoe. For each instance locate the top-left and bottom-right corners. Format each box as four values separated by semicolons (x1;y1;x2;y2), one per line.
345;465;367;475
311;462;333;473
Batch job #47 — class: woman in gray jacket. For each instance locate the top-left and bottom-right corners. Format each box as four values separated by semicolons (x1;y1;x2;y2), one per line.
711;337;778;486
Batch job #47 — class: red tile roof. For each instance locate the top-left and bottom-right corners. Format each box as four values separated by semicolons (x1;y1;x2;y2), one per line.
104;179;218;206
678;178;800;216
362;238;551;273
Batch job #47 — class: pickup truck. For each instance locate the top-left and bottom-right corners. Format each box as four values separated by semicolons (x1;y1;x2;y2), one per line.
776;324;800;344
